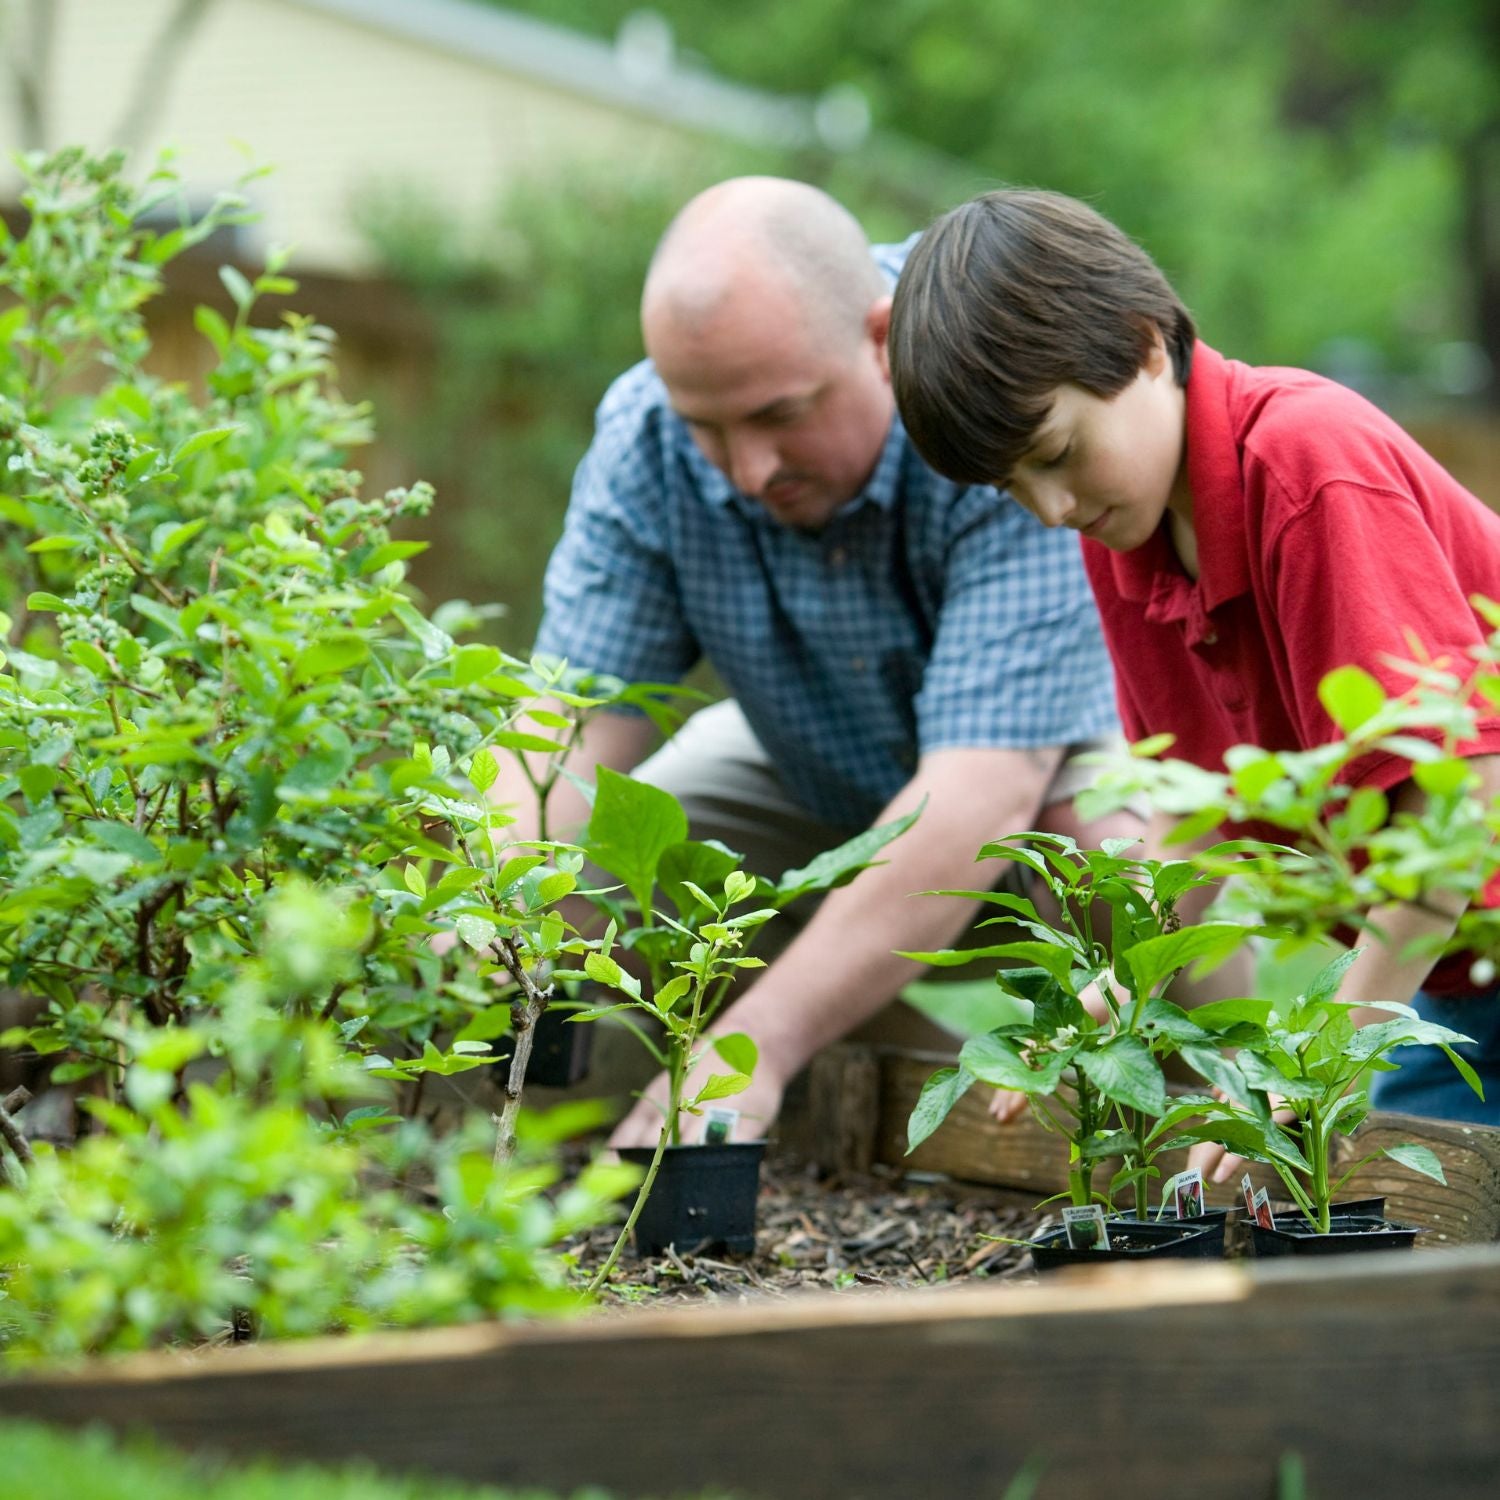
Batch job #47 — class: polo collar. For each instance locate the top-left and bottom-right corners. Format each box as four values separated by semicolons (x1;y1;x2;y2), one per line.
1092;341;1252;629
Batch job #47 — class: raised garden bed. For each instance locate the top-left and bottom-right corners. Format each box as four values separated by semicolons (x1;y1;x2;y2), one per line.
6;1247;1500;1499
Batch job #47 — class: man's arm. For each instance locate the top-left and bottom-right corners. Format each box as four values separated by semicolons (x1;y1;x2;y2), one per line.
608;743;1062;1147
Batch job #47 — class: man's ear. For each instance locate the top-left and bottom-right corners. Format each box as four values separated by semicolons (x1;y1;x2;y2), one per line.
867;295;893;379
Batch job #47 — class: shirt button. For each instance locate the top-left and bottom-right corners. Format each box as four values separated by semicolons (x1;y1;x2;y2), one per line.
829;546;848;567
1202;630;1218;646
851;656;866;672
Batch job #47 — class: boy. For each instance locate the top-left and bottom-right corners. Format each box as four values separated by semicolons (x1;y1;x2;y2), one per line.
886;188;1500;1130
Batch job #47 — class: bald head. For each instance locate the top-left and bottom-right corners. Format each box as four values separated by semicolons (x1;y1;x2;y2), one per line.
642;177;886;351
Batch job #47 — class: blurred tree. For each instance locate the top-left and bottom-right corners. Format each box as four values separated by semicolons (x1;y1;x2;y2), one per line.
488;0;1497;390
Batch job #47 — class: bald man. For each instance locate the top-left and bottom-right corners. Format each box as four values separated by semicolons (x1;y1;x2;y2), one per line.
496;178;1124;1148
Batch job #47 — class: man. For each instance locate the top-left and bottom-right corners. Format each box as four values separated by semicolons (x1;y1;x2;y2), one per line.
493;177;1125;1148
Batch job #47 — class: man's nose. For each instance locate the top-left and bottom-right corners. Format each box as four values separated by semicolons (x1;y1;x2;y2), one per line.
724;432;779;498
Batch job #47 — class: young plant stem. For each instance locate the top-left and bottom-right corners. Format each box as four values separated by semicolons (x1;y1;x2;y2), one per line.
490;934;553;1167
586;1058;685;1294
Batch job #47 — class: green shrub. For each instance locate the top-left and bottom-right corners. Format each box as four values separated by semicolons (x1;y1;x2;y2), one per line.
0;149;642;1363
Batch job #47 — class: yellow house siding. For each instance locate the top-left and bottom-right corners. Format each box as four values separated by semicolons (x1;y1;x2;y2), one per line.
0;0;763;273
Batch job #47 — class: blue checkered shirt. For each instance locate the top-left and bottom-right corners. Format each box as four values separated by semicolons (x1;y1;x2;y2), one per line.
534;241;1118;830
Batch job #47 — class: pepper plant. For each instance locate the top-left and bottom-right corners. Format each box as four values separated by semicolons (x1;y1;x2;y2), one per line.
904;833;1272;1215
1150;947;1477;1232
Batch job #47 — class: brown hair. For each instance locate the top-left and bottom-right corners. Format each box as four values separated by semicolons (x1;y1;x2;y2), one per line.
888;190;1196;486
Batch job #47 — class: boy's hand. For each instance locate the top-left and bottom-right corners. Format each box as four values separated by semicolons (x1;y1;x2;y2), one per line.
986;972;1114;1128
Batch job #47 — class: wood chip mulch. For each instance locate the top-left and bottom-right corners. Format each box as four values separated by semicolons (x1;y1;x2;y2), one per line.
565;1153;1054;1310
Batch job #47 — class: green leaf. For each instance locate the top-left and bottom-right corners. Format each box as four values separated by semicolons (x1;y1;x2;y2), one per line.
24;534;84;553
1077;1035;1167;1116
1440;1044;1484;1101
293;636;368;680
392;600;453;663
1185;997;1274;1032
450;643;503;684
491;729;563;754
1382;1142;1447;1185
692;1071;750;1105
468;748;498;794
659;839;742;919
1318;665;1386;732
194;303;231;356
150;517;209;561
360;540;429;574
712;1032;758;1075
652;974;693;1015
582;767;689;913
906;1065;975;1152
1413;757;1474;797
1130;996;1213;1046
26;591;69;613
169;425;240;467
219;264;254;310
1119;923;1250;998
65;639;112;677
959;1033;1069;1094
18;765;58;801
773;803;920;905
456;914;498;951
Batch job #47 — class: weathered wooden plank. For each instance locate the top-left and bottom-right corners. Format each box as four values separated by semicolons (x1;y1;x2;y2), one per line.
1332;1111;1500;1244
858;1047;1500;1239
6;1250;1500;1499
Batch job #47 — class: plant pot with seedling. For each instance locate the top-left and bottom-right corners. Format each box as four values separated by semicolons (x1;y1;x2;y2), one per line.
903;834;1270;1271
572;770;920;1280
1162;949;1481;1256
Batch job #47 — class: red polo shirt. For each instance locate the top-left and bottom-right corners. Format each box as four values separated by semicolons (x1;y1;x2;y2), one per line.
1082;342;1500;992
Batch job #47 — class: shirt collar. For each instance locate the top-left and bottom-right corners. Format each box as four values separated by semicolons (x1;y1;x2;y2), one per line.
1090;341;1251;621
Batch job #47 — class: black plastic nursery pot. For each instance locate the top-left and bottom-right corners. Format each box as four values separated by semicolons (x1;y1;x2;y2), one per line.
617;1140;768;1256
1122;1207;1230;1255
1029;1215;1224;1273
1248;1211;1419;1258
523;1004;593;1088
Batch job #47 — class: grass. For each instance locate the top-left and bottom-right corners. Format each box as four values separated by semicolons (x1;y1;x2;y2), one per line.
2;1420;733;1500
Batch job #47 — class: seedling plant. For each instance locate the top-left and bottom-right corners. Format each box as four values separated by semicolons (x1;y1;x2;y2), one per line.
904;833;1267;1218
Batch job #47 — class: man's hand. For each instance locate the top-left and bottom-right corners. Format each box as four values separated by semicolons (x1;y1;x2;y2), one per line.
608;1063;785;1149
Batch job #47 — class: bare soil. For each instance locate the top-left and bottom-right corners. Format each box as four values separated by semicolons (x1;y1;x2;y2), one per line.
567;1150;1054;1308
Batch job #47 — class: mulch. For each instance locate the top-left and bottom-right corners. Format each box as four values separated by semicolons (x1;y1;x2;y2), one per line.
566;1151;1055;1309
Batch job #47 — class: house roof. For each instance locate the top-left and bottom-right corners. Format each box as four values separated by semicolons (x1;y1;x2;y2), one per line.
290;0;820;148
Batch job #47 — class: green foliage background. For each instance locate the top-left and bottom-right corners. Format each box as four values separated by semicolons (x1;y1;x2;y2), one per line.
365;0;1496;643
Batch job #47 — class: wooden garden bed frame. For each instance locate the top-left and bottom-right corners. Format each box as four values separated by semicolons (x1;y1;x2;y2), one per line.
5;1248;1500;1498
6;1043;1500;1497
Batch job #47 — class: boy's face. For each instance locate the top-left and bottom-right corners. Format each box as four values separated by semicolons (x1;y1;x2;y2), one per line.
1001;341;1188;552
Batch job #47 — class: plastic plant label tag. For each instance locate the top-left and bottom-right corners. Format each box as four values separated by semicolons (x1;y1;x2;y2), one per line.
1173;1167;1205;1219
1062;1203;1110;1252
1242;1172;1257;1218
700;1106;739;1146
1252;1186;1276;1231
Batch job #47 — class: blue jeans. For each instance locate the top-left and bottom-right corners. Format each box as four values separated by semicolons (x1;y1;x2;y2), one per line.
1368;986;1500;1124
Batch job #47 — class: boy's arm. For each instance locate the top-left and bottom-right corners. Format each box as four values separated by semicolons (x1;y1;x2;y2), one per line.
607;743;1071;1148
